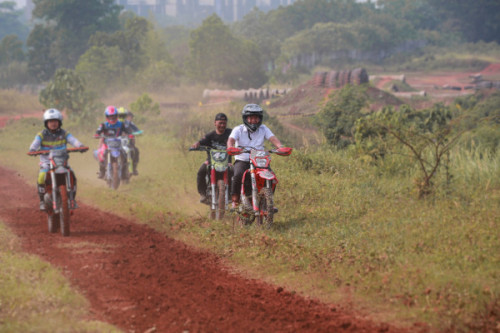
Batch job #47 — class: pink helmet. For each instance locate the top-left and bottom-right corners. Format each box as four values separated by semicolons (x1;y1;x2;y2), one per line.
104;105;118;117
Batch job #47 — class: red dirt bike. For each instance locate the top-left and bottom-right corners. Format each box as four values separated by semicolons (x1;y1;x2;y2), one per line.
189;145;231;220
228;146;292;228
28;147;89;236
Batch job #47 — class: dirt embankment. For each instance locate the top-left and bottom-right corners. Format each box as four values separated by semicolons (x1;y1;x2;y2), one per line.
0;165;415;332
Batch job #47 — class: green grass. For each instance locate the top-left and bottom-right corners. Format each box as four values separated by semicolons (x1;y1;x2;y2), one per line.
1;96;499;331
0;222;121;333
0;90;42;115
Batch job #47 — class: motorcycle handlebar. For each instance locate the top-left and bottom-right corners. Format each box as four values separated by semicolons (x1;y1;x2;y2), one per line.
189;145;218;152
27;147;89;156
227;146;293;156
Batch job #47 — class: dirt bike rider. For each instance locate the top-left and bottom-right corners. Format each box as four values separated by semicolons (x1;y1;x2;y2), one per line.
190;113;233;204
227;104;283;209
29;108;85;211
117;107;141;175
94;106;132;179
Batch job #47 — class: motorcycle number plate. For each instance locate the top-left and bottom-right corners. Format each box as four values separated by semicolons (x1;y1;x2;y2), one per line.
107;139;121;149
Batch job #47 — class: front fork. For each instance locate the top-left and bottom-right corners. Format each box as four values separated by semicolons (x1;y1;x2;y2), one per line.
250;165;259;215
249;167;273;217
209;167;229;210
210;166;216;210
50;169;72;213
50;167;58;213
106;150;111;181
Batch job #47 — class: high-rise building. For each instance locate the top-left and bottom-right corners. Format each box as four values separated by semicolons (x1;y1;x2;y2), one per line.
115;0;296;23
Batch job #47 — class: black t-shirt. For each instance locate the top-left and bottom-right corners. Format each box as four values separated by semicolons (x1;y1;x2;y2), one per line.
199;128;232;148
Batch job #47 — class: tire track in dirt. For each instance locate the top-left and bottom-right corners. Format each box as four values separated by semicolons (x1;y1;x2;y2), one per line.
0;166;412;332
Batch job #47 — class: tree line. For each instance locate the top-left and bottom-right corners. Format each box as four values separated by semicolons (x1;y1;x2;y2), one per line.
1;0;500;90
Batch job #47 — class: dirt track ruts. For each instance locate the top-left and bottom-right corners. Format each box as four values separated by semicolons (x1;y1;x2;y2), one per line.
0;165;410;332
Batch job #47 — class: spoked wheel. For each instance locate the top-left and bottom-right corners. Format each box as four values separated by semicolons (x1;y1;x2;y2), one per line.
238;196;255;226
256;187;274;229
45;193;59;233
111;161;120;190
58;185;70;237
216;180;226;220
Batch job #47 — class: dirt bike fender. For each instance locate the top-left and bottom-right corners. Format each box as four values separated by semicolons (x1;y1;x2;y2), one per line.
53;166;68;174
110;149;121;158
257;169;276;180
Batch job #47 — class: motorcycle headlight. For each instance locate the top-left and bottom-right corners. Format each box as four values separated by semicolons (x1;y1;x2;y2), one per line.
255;158;267;167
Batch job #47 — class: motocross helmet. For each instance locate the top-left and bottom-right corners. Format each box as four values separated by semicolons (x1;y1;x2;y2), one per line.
105;105;118;124
242;104;263;133
43;108;63;129
117;107;128;120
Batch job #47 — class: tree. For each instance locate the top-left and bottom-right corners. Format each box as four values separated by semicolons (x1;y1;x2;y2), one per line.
28;0;121;78
0;2;29;41
27;24;57;82
315;84;369;147
424;0;500;43
75;45;124;92
78;16;177;91
188;14;267;89
39;68;88;115
0;35;24;65
356;104;464;198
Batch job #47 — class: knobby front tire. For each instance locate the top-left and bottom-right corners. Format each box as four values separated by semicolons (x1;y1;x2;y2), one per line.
112;161;120;190
59;185;70;237
216;179;226;220
258;187;274;229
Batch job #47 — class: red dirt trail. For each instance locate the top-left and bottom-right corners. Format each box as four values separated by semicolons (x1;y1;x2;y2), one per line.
0;166;415;332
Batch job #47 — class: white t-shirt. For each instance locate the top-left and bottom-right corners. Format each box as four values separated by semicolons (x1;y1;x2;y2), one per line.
229;124;275;161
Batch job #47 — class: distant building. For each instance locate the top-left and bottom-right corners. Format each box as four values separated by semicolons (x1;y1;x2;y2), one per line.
114;0;296;23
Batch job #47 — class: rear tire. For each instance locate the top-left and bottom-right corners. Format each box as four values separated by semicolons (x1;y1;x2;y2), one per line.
216;180;226;220
59;185;70;236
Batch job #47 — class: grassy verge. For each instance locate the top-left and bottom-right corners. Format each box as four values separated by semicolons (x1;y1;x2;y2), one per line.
0;90;42;115
0;222;120;332
1;98;499;331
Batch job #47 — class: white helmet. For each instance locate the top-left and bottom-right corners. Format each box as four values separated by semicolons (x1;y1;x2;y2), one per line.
43;108;63;129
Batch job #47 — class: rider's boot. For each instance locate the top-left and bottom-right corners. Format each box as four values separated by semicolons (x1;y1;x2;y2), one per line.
70;200;79;209
37;185;46;211
70;190;78;209
199;194;208;204
230;194;239;212
132;162;138;176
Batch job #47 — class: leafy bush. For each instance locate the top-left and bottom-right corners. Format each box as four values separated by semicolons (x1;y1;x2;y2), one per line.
39;68;100;126
129;93;160;121
314;84;369;147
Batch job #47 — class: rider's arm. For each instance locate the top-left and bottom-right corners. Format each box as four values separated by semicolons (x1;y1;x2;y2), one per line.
269;136;283;148
130;122;140;132
122;122;132;136
95;124;104;136
227;137;236;148
66;133;84;148
29;133;42;151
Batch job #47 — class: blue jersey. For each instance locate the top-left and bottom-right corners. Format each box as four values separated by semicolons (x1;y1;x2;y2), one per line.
95;121;130;138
